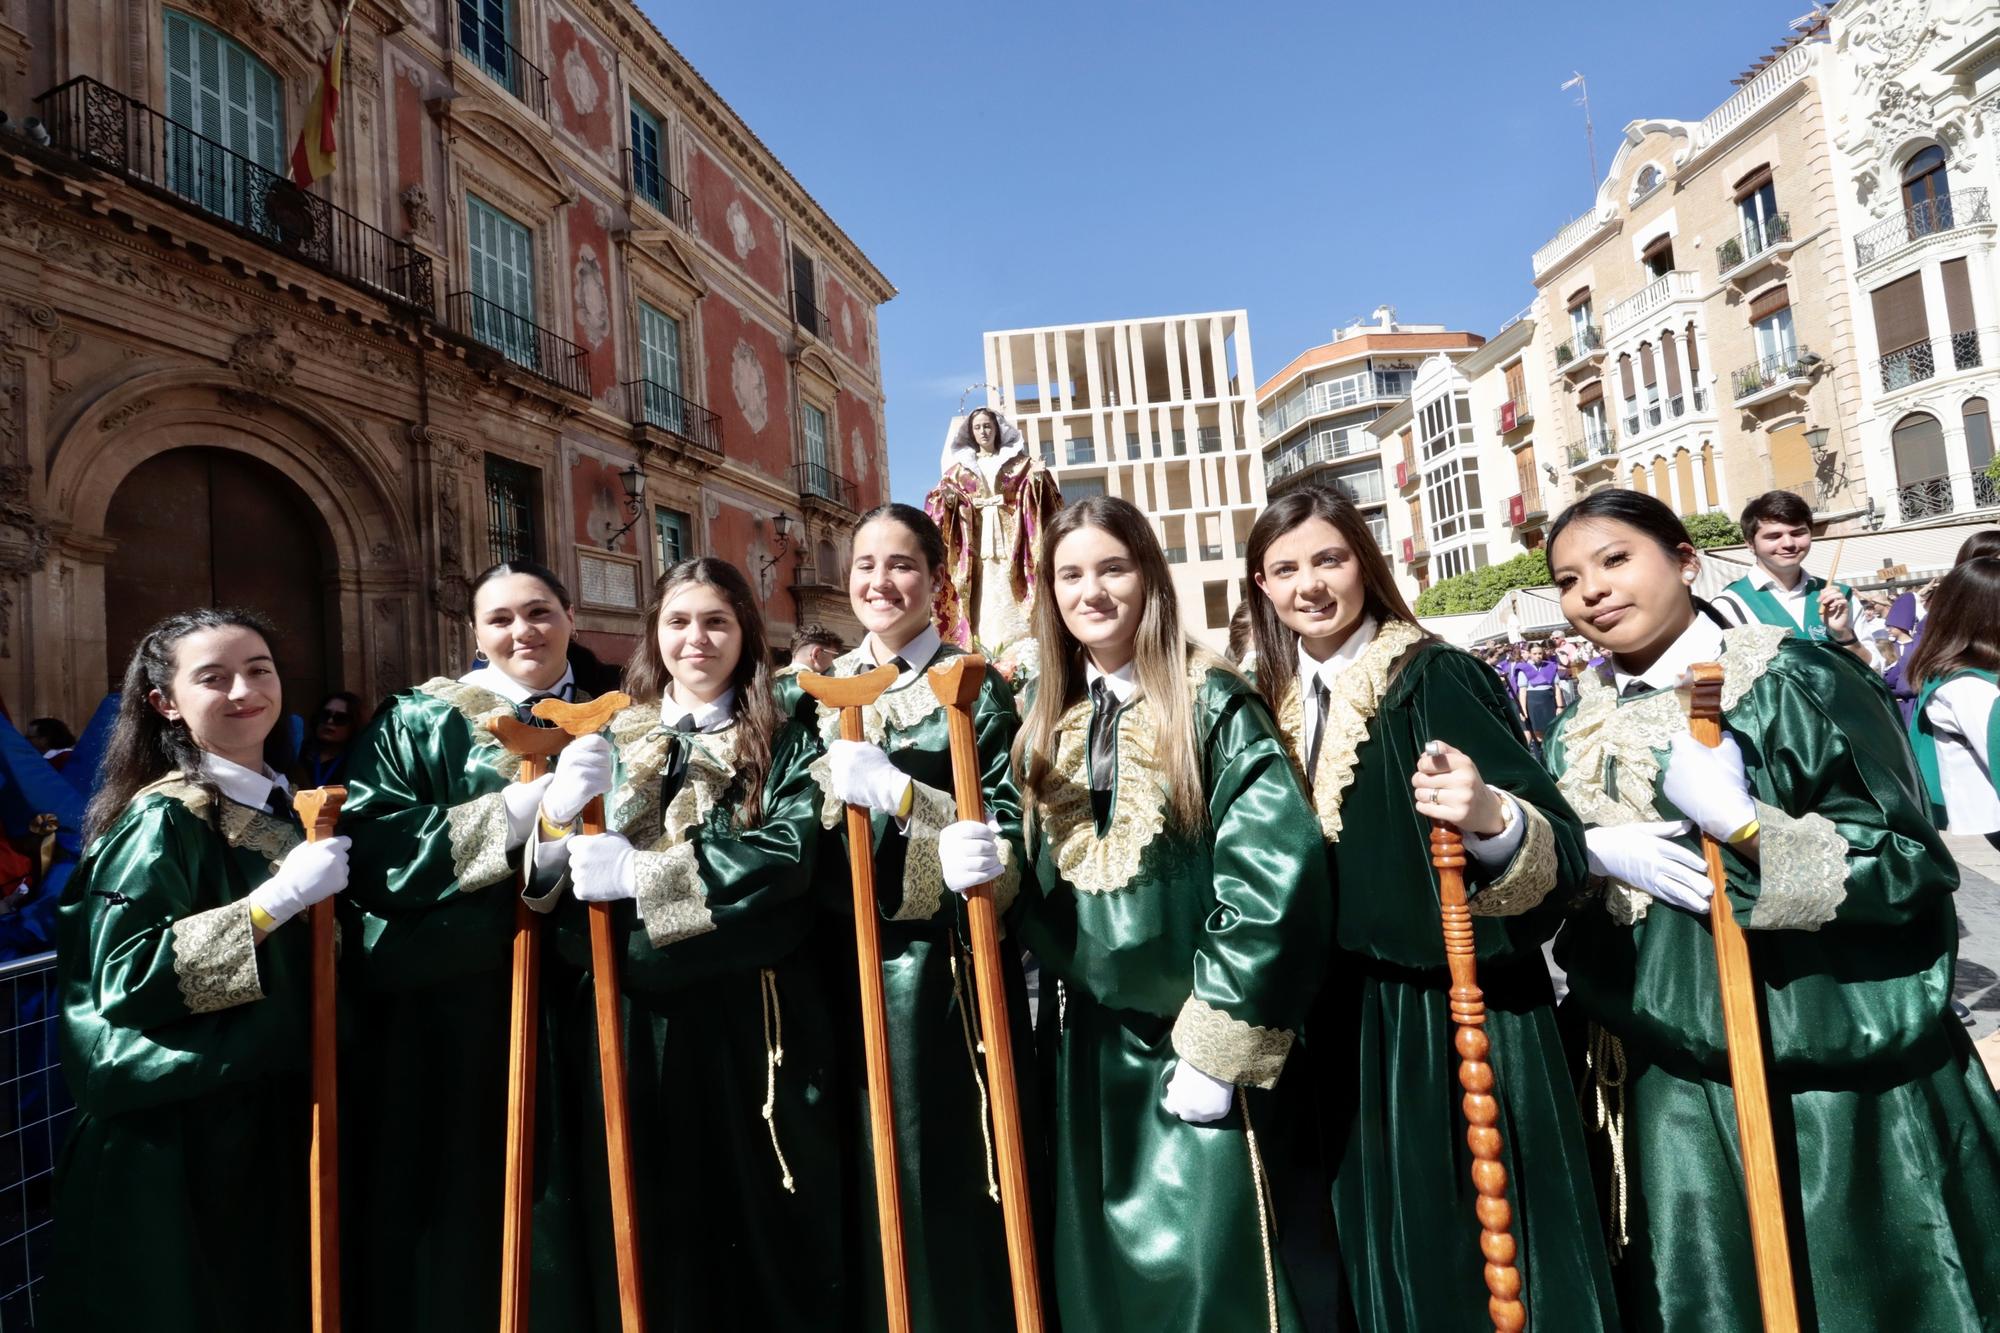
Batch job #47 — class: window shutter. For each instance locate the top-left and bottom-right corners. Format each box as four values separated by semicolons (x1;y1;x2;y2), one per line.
1618;355;1635;400
1871;273;1929;354
1641;234;1673;265
1640;343;1658;387
1891;412;1947;485
1732;165;1774;201
1748;285;1792;324
1576;379;1604;407
1663;334;1683;395
1566;286;1592;311
1684;322;1700;378
1942;257;1976;334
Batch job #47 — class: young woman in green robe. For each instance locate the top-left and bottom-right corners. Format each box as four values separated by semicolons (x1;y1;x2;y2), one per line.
340;560;614;1332
1008;494;1332;1333
528;557;844;1328
1243;485;1618;1332
1545;488;2000;1332
53;608;352;1331
801;501;1038;1331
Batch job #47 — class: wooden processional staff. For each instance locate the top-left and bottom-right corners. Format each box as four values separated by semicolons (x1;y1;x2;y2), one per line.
1421;741;1525;1333
292;784;347;1333
798;663;912;1333
1686;663;1800;1332
930;655;1043;1333
484;715;577;1333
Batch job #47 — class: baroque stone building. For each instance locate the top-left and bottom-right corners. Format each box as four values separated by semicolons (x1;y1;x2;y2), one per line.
0;0;892;725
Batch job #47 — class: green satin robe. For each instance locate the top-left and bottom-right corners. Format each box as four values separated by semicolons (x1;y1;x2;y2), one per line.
530;707;845;1330
1550;624;2000;1332
339;678;579;1333
52;777;312;1332
1010;662;1332;1333
799;642;1040;1333
1263;626;1619;1332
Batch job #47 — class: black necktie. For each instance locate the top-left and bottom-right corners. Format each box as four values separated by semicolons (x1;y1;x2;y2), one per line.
1304;677;1331;790
517;691;560;726
660;713;699;809
262;787;300;828
1619;679;1653;700
1088;679;1119;795
887;655;911;676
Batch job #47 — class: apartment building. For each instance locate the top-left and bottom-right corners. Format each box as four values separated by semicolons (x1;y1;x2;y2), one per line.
0;0;892;723
1527;24;1869;531
1829;0;2000;528
1255;309;1483;555
983;312;1261;651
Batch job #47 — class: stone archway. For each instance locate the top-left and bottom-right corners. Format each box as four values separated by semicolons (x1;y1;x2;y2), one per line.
103;447;337;708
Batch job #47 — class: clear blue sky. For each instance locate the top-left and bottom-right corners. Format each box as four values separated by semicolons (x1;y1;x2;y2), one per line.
643;0;1814;504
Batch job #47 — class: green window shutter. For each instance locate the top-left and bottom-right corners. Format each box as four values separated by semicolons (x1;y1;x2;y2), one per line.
467;194;535;363
655;506;688;568
163;11;284;226
629;102;663;207
802;403;829;471
638;303;683;430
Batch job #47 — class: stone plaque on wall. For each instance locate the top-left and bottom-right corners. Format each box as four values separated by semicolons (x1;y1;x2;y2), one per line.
578;551;640;609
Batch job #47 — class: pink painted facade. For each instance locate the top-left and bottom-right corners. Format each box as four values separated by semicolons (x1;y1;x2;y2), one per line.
564;191;620;405
689;146;785;301
699;294;791;481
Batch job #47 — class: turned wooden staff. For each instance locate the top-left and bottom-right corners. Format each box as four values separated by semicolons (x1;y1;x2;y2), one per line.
484;716;576;1333
293;784;347;1333
532;693;644;1333
929;654;1043;1333
1421;741;1524;1333
1686;664;1800;1332
798;663;911;1333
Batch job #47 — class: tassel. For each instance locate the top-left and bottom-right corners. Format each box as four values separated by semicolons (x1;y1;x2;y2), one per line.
948;936;1001;1203
1241;1096;1278;1333
1585;1021;1631;1259
759;968;795;1194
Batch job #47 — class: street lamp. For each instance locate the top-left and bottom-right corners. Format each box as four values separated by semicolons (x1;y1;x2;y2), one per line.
758;511;794;574
1804;426;1829;455
604;459;647;550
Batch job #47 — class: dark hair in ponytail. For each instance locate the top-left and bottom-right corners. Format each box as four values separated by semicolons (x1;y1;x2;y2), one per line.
86;607;280;845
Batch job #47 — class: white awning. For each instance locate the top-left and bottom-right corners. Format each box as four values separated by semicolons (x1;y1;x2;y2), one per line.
1463;550;1754;645
1706;518;1999;586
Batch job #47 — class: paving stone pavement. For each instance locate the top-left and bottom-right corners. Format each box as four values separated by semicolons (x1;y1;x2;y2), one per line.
1946;834;2000;1085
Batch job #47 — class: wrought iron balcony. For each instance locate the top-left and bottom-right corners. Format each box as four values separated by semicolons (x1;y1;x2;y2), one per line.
1554;324;1604;372
1731;346;1813;404
1895;471;2000;523
445;291;590;396
1855;188;1991;267
457;4;549;118
1717;213;1792;278
626;380;721;455
792;460;855;511
794;293;829;340
34;77;434;311
1879;339;1936;392
625;148;691;228
1566;421;1616;469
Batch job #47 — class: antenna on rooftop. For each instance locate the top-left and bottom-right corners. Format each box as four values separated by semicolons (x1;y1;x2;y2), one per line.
1561;72;1599;192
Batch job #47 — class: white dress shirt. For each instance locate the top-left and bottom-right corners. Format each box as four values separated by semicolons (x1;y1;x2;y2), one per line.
201;752;292;811
1925;675;2000;834
659;687;737;734
1084;658;1138;706
1612;612;1727;697
860;625;943;688
1711;565;1880;667
460;662;577;706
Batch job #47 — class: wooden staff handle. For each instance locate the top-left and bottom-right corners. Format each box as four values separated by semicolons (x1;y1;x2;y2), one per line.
484;716;574;1333
928;654;1044;1333
529;693;644;1333
1686;664;1800;1333
1420;744;1525;1333
293;784;347;1333
798;663;911;1333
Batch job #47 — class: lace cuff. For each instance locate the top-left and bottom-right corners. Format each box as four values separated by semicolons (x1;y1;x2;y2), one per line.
1170;995;1294;1089
634;842;714;948
1469;799;1560;918
891;781;954;922
1743;800;1848;932
446;790;515;892
171;900;263;1014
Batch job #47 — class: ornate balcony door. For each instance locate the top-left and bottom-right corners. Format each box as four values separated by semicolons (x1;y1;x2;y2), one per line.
163;11;283;231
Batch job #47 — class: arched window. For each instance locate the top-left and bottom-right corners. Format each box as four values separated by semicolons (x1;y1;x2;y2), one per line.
1965;399;1994;503
1893;410;1950;519
1902;144;1950;216
164;11;284;227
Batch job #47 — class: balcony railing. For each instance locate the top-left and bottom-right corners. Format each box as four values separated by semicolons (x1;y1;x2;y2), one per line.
35;77;434;311
1604;271;1699;336
1554;324;1604;370
445;291;589;396
1567;420;1616;468
1855;188;1991;267
1732;345;1813;403
1199;544;1225;561
792;461;855;511
1896;471;2000;522
626;380;720;454
794;293;829;340
1163;546;1188;564
457;4;549;118
1717;212;1792;276
625;148;691;228
1877;330;1987;392
1509;489;1546;525
1066;440;1097;465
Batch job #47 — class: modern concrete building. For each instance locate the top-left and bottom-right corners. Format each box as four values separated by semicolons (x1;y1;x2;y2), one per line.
0;0;892;723
1255;309;1483;555
983;311;1261;650
1828;0;2000;529
1526;19;1872;532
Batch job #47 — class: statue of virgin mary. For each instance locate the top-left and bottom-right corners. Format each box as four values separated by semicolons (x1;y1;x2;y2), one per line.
923;406;1061;681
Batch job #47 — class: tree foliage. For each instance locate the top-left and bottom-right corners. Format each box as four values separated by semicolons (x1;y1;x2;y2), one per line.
1683;510;1742;549
1413;548;1551;616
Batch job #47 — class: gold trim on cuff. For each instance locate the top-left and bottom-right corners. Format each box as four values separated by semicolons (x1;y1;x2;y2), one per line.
891;781;955;922
634;842;715;948
1744;800;1848;931
445;790;514;892
171;900;264;1014
1469;799;1560;919
1170;995;1294;1090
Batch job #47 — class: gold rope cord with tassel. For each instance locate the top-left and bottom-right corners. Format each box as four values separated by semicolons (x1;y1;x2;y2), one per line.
948;936;1001;1203
1240;1097;1279;1333
1584;1022;1630;1258
759;967;795;1193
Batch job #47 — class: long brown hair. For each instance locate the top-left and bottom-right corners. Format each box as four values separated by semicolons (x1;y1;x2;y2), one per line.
1905;556;2000;689
85;607;281;845
1012;495;1220;833
624;558;782;827
1245;485;1423;723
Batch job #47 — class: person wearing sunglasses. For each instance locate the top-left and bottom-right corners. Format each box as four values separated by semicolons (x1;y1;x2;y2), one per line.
299;691;365;787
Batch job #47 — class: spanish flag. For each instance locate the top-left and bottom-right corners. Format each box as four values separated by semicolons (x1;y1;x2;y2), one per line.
289;0;356;187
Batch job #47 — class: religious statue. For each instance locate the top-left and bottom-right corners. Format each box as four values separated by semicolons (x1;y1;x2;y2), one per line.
924;406;1061;682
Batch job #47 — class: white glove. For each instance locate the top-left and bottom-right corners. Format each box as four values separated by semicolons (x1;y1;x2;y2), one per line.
1586;819;1713;915
939;819;1004;896
569;832;638;903
1661;733;1758;845
247;836;351;928
1163;1059;1235;1124
542;734;615;827
826;739;913;815
499;773;556;850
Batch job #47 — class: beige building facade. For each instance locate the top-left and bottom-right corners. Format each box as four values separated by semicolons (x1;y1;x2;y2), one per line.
983;312;1261;651
0;0;892;726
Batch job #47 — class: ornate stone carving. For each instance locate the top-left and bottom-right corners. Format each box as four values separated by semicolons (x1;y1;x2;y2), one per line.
97;398;155;433
229;326;298;396
316;440;362;488
400;183;436;236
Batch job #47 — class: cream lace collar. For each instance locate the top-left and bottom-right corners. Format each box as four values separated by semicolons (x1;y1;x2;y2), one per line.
1274;619;1426;841
135;774;302;870
604;700;742;847
813;642;956;744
